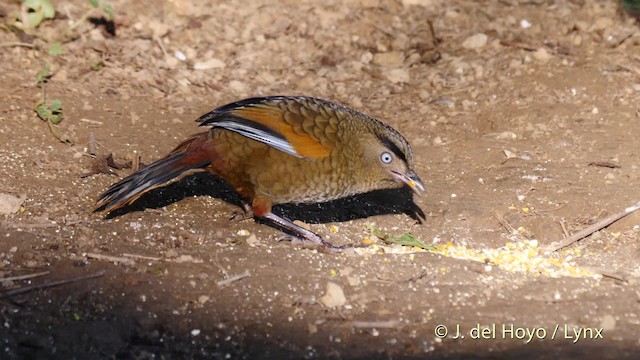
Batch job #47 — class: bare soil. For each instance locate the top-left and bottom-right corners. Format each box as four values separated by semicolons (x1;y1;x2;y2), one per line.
2;0;640;358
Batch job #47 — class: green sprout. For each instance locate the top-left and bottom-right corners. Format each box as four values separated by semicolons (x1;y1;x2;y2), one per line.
86;0;114;20
47;42;64;56
367;224;436;250
21;0;55;30
13;0;114;51
36;99;63;125
35;63;71;143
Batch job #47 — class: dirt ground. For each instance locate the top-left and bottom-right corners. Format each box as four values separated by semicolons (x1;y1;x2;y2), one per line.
2;0;640;358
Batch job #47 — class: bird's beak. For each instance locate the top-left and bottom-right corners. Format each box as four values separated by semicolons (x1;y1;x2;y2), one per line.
392;170;426;197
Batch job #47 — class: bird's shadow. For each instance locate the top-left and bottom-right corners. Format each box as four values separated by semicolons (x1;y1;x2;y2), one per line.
103;172;425;224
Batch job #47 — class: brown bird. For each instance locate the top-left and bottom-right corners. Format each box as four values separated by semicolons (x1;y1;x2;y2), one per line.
94;96;425;249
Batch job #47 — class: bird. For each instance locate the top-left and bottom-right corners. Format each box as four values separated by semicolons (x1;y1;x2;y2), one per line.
94;96;425;250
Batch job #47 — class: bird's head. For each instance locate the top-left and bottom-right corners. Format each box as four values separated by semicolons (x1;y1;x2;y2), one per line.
358;122;425;196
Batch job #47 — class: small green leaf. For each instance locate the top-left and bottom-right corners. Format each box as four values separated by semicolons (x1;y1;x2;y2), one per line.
368;225;386;240
40;0;55;18
90;61;105;71
391;233;435;249
50;99;63;124
50;99;62;111
73;313;81;321
148;267;163;276
23;0;56;28
367;225;436;250
48;42;64;56
102;3;114;20
49;113;63;124
36;104;51;121
86;0;99;8
36;63;51;84
35;100;63;124
25;11;44;29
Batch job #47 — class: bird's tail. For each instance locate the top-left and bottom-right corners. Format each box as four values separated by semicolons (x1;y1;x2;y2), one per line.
94;133;213;213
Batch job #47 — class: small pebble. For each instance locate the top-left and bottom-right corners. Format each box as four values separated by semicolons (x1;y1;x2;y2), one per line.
246;234;259;246
174;50;187;61
384;68;410;84
193;58;225;70
462;33;488;49
600;315;616;331
0;193;26;215
533;48;551;62
319;281;346;308
347;276;361;286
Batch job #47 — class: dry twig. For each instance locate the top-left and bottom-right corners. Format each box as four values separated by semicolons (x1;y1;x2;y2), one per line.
2;270;105;297
493;211;516;234
588;161;621;169
559;219;570;238
546;202;640;252
122;253;162;261
1;271;50;283
0;42;35;48
88;132;97;156
217;270;251;287
86;252;136;266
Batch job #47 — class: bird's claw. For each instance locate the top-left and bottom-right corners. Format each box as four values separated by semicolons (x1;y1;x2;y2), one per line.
230;202;255;221
229;210;253;221
262;211;354;252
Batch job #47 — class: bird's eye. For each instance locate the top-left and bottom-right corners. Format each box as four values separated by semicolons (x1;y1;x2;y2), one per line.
380;152;393;164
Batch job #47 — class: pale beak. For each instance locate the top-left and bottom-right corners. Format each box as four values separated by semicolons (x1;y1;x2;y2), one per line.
392;170;426;196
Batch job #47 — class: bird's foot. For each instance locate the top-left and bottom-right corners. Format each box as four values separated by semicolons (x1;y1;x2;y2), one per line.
262;211;352;252
277;230;377;251
229;202;255;221
229;210;253;221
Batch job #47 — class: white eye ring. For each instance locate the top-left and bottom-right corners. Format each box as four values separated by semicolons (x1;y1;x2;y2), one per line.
380;152;393;164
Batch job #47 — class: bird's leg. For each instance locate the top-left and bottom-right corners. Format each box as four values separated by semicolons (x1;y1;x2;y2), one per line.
252;196;349;251
262;212;350;251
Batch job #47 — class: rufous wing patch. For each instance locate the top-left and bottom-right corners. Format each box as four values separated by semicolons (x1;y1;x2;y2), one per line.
232;106;331;158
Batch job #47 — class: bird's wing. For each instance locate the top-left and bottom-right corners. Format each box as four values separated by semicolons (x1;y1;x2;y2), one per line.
196;97;336;159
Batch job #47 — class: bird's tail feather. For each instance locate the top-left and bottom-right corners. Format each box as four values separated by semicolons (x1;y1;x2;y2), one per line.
94;135;212;212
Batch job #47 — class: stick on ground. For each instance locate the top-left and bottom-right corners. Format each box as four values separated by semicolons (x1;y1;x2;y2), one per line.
546;202;640;252
2;270;106;297
1;271;50;283
86;252;136;266
122;253;162;261
493;210;516;234
217;270;251;287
